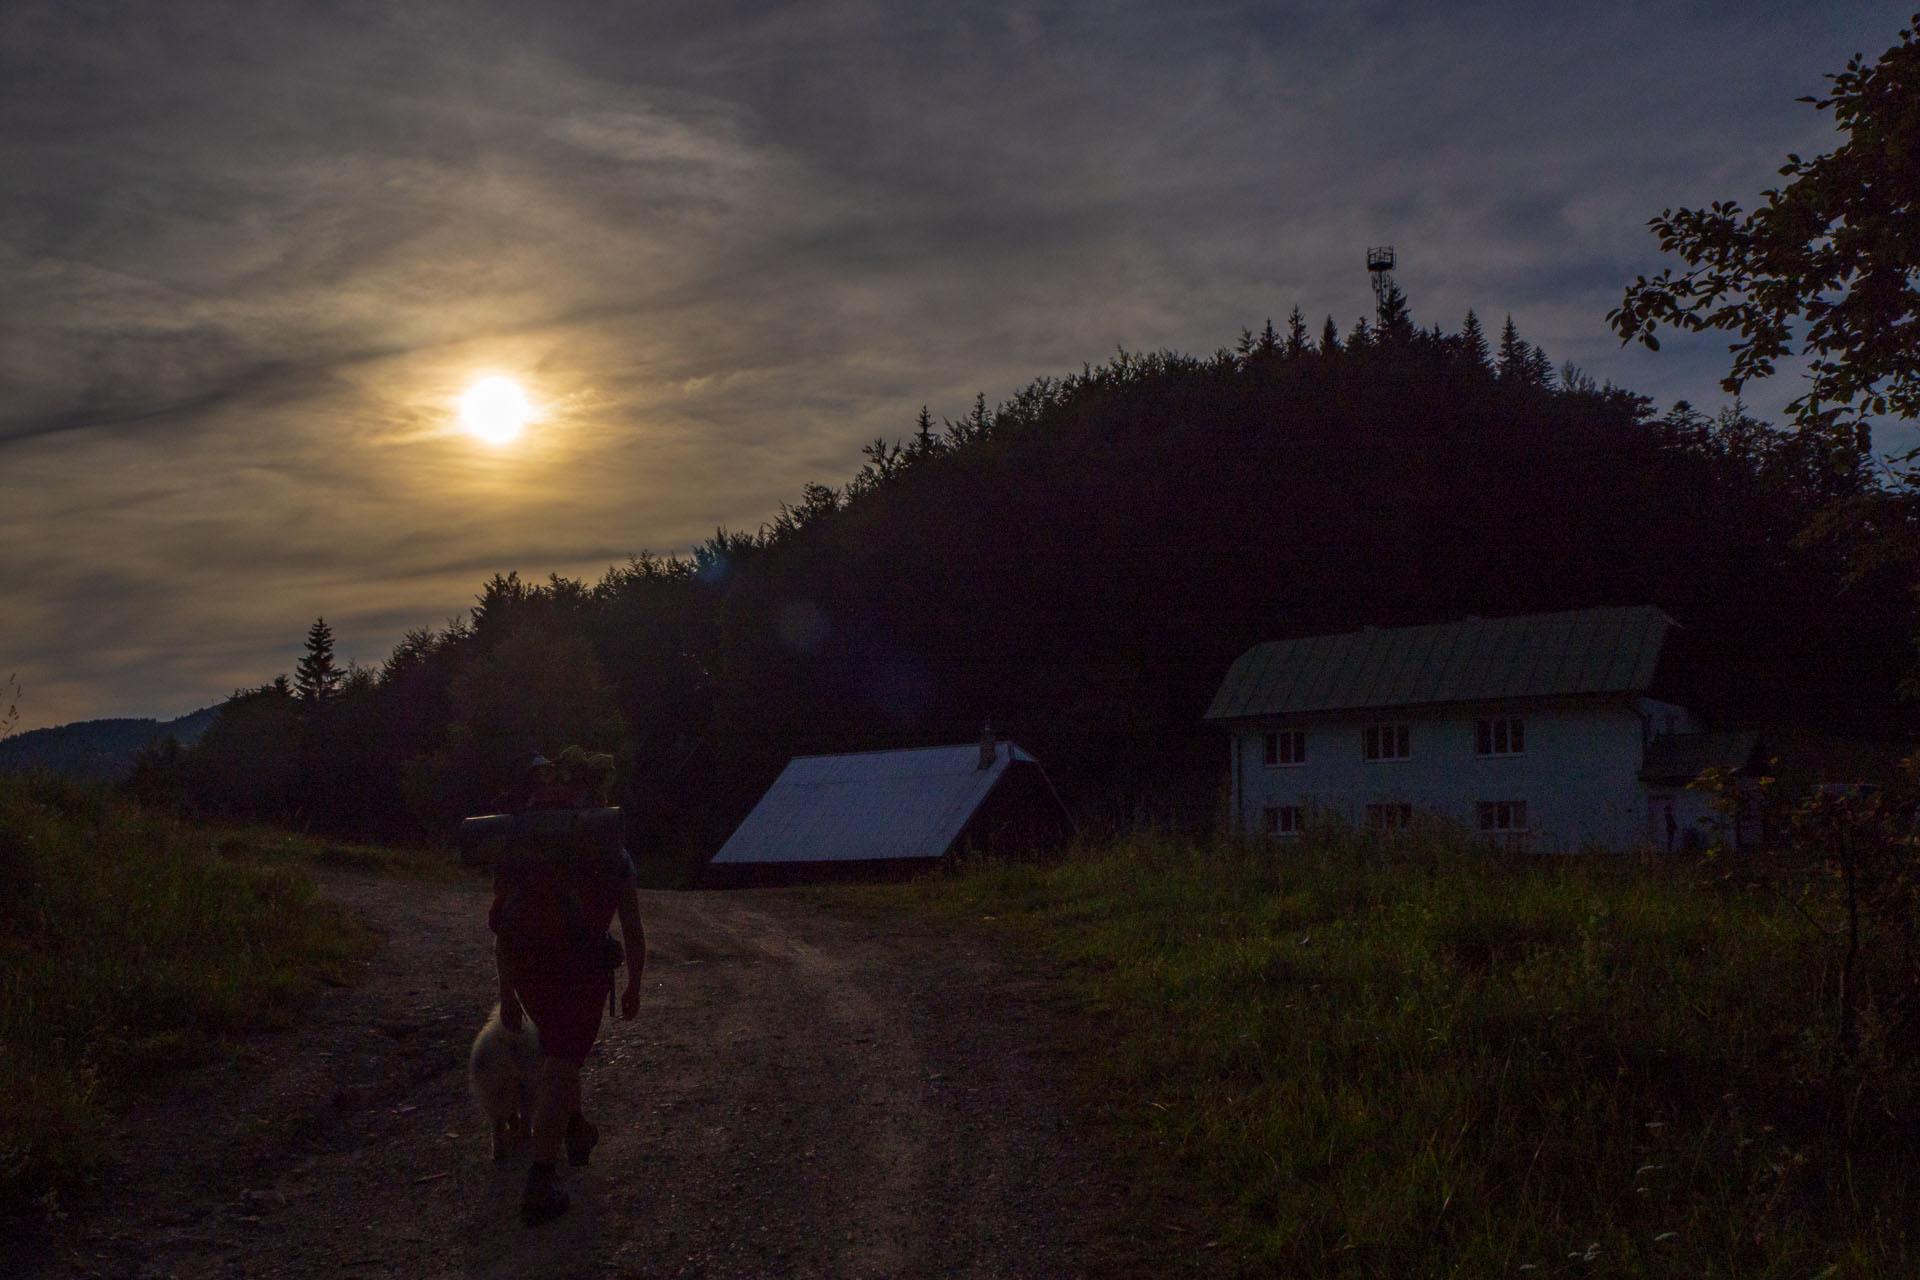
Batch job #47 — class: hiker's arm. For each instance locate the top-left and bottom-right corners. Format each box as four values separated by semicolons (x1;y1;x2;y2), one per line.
490;871;525;1031
495;935;526;1031
617;881;645;1020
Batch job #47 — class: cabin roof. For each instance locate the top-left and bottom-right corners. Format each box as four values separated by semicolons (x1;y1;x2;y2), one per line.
1206;605;1675;721
711;741;1043;865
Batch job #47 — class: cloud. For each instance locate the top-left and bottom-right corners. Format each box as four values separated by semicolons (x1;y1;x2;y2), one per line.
0;0;1905;728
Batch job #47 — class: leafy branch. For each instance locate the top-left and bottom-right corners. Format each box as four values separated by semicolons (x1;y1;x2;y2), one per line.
1610;14;1920;449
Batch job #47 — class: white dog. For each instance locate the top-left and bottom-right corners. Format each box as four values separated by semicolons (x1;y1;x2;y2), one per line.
468;1004;542;1160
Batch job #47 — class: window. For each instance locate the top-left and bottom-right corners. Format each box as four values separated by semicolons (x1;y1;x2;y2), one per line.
1262;805;1303;837
1477;800;1528;832
1366;802;1413;833
1364;723;1411;760
1475;717;1525;756
1262;730;1306;766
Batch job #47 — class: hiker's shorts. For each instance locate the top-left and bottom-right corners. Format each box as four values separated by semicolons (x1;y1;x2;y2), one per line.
515;976;608;1065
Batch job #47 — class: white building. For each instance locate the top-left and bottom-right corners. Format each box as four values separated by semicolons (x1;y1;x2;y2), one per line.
1206;606;1753;851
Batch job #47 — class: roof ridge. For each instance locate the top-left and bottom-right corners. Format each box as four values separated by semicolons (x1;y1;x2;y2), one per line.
1206;606;1674;721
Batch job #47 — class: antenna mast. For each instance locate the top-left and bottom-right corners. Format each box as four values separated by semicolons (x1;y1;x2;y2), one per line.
1366;246;1397;326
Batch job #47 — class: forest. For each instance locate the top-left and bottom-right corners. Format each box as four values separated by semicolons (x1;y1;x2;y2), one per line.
125;297;1918;867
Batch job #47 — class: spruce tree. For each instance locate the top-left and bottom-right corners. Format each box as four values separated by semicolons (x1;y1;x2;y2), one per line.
1319;315;1341;355
1496;315;1529;381
1459;310;1491;370
1528;344;1556;388
1375;282;1413;341
1256;318;1279;358
294;617;343;704
1286;306;1309;357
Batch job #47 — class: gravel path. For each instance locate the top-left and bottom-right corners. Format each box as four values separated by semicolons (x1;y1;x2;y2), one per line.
28;870;1139;1279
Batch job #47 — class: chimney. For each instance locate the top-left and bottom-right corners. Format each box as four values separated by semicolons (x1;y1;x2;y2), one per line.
978;723;996;770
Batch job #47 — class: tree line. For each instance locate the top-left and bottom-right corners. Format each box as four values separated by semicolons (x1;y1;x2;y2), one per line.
125;299;1914;862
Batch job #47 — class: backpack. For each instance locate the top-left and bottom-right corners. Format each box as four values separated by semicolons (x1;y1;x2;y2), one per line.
465;807;627;975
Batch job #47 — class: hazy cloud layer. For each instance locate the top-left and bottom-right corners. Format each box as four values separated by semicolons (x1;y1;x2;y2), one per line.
0;0;1902;728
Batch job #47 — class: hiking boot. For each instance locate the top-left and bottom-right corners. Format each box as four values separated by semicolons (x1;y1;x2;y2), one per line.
565;1112;599;1168
521;1161;569;1227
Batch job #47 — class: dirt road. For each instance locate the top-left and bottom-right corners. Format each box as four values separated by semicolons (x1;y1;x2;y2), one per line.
32;871;1136;1279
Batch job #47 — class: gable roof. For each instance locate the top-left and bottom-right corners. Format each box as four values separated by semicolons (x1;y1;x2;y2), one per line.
1206;605;1675;721
711;742;1049;865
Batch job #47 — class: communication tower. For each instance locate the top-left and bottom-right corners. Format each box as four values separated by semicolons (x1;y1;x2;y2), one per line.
1366;246;1396;325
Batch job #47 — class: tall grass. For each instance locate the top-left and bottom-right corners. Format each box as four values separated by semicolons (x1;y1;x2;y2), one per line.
874;828;1917;1277
204;824;461;882
0;774;374;1213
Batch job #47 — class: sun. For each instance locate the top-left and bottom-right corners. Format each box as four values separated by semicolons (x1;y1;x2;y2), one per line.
457;376;537;444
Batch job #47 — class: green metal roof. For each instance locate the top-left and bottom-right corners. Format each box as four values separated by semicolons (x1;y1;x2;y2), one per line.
1205;606;1675;721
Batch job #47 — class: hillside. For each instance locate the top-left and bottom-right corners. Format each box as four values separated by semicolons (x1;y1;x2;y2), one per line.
134;311;1916;848
0;707;217;781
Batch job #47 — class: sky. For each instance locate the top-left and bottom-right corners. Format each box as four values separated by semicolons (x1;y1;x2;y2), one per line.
1;0;1909;732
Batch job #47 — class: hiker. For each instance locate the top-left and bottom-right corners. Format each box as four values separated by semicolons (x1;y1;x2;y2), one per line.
491;752;645;1226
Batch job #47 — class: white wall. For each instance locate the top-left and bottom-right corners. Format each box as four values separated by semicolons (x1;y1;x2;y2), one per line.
1233;702;1660;851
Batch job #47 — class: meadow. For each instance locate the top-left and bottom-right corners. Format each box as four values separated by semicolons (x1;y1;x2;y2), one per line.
0;775;401;1216
859;826;1919;1277
8;773;1916;1275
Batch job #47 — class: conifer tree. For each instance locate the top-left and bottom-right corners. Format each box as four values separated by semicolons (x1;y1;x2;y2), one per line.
1375;281;1413;341
1319;315;1341;355
1256;318;1279;357
1496;316;1529;381
945;391;992;447
1528;344;1556;388
911;406;936;456
1459;310;1491;370
294;617;343;704
1286;306;1309;357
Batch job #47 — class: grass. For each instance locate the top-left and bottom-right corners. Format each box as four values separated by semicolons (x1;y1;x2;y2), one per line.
203;825;461;881
844;826;1919;1277
0;774;379;1217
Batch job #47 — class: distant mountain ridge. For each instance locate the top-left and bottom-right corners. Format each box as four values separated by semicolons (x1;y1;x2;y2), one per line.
0;707;220;781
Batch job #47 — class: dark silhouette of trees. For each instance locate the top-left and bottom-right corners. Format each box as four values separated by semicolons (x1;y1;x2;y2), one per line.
293;618;343;705
1459;311;1490;371
138;305;1916;850
1375;281;1414;341
161;678;302;821
402;628;626;830
1495;315;1530;382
